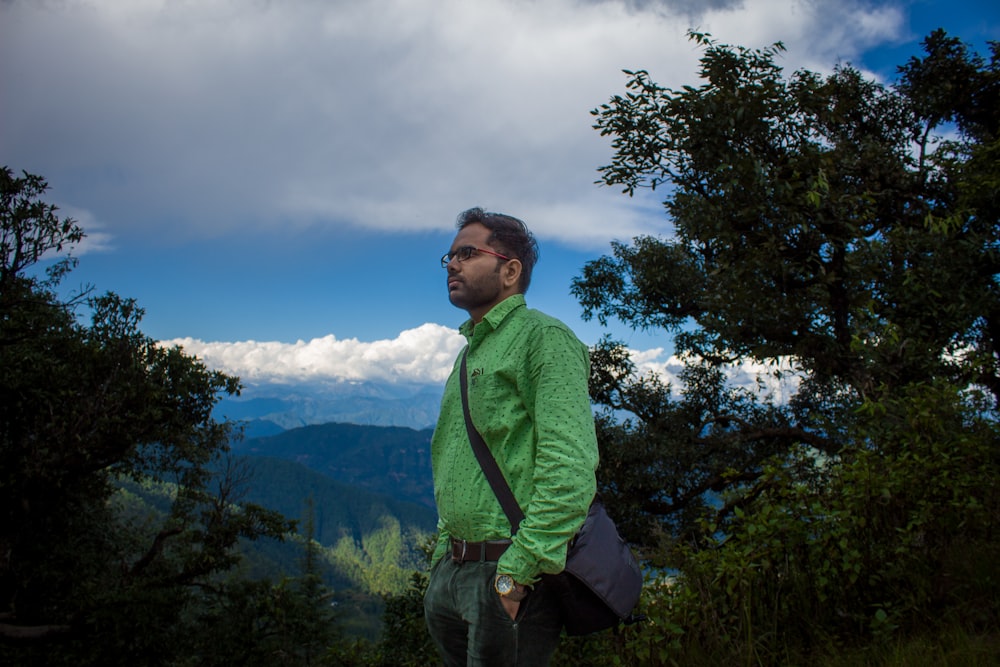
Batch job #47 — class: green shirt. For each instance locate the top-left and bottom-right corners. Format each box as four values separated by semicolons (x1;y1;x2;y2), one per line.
430;294;599;585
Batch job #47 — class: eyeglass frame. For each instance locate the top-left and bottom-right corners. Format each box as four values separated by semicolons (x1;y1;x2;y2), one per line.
440;245;512;268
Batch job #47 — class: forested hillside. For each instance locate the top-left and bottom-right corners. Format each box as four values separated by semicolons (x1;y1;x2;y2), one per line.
116;454;437;640
235;422;436;508
239;455;436;548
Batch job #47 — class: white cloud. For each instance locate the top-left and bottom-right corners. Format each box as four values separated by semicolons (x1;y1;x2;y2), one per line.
163;322;467;384
57;205;115;256
694;0;905;73
1;0;906;250
629;346;803;403
165;322;803;404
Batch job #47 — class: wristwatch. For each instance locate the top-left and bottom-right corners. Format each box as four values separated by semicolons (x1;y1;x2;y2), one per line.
494;574;530;601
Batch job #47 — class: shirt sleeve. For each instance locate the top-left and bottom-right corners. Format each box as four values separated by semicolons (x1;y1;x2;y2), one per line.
496;325;599;584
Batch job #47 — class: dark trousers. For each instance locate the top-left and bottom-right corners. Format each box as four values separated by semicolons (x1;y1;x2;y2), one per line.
423;556;563;666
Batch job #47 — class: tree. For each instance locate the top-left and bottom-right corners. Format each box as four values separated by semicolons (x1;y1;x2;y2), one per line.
0;167;298;665
579;29;999;542
574;31;999;657
182;501;342;667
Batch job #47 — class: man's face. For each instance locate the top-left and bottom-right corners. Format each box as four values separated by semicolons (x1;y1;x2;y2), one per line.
445;223;507;322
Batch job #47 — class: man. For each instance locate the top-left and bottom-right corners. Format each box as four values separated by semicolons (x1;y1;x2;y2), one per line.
423;207;599;666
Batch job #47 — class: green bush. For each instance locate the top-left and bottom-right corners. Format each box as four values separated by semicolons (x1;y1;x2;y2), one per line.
595;381;999;665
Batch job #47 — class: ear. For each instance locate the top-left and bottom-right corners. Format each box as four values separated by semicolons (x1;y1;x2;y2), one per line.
501;258;523;291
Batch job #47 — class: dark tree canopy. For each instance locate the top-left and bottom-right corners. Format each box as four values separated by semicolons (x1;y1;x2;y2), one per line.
0;167;311;664
577;30;999;546
568;30;1000;658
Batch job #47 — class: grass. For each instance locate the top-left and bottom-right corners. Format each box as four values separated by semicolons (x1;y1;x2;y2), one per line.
813;626;1000;667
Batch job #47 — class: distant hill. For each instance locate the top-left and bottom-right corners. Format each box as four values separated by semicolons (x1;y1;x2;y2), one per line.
237;454;437;639
215;378;444;431
238;418;286;440
238;455;436;547
235;422;436;508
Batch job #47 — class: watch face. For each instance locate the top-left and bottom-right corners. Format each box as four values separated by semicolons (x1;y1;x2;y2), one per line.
495;574;514;595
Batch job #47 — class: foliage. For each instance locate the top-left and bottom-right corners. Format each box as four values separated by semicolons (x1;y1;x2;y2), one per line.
234;453;435;590
231;453;436;640
637;382;998;664
115;449;435;643
0;167;344;665
573;29;1000;662
322;538;438;667
371;571;438;667
585;31;998;402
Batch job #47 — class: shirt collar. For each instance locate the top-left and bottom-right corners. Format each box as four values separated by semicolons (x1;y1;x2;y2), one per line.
459;294;526;340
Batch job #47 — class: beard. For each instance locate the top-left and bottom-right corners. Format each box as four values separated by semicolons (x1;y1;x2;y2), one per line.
448;267;503;314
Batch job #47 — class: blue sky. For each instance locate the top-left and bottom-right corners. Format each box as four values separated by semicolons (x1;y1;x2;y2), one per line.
2;0;997;385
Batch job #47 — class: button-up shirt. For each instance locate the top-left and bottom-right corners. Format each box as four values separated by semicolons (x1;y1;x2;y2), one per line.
430;294;599;584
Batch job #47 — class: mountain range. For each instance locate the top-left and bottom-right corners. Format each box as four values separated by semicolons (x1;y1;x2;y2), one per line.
215;378;445;432
234;421;436;508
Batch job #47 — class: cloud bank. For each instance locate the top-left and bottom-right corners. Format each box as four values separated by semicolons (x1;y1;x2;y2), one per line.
2;0;905;249
164;323;467;385
165;325;801;404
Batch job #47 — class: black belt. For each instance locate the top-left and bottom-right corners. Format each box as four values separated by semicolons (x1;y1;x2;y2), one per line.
450;538;511;562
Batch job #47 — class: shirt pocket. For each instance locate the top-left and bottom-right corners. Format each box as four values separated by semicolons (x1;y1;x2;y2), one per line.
470;373;518;437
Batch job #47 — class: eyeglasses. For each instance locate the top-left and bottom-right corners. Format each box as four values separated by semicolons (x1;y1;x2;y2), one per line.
440;245;511;268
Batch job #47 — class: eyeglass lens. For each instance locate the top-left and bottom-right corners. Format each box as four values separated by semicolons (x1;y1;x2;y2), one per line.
441;246;475;267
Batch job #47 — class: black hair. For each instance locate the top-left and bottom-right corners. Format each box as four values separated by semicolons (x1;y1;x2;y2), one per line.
455;207;539;293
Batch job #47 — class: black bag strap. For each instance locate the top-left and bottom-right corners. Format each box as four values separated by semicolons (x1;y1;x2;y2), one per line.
459;348;526;534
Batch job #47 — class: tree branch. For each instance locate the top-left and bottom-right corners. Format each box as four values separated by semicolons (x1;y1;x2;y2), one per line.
126;526;183;580
0;620;73;642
